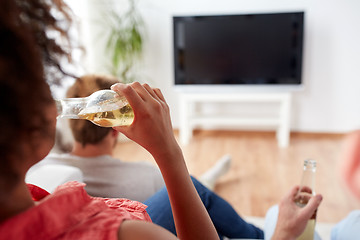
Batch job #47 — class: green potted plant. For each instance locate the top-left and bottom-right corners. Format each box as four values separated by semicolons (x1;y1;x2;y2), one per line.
103;0;145;83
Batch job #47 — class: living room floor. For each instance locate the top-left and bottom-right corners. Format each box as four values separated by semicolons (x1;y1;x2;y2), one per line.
113;130;360;225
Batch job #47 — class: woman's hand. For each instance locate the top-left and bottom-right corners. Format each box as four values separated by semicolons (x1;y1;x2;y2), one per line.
112;82;219;240
111;82;180;161
272;186;323;240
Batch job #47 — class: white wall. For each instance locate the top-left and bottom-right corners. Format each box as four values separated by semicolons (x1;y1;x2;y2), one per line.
73;0;360;133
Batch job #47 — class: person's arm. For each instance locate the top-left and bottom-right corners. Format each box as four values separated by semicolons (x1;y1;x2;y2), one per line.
118;220;178;240
271;186;323;240
112;82;219;240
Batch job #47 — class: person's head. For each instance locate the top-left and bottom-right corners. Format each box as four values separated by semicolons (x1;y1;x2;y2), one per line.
340;130;360;200
0;0;72;190
66;74;120;147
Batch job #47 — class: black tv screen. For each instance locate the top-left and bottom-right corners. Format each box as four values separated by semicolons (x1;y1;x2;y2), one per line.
173;12;304;88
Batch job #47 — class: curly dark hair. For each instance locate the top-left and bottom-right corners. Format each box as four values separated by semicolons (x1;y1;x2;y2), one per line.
0;0;73;189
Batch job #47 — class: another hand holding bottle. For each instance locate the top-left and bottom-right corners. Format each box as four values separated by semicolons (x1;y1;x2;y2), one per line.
272;159;323;240
272;186;323;240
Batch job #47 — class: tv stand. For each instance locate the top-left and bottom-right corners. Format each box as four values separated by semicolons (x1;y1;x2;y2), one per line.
178;92;292;147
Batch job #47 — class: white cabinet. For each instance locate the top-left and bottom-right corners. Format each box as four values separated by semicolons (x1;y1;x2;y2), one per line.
178;92;292;147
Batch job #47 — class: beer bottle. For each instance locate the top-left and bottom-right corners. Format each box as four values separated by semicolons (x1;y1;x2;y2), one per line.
55;89;134;127
295;159;317;240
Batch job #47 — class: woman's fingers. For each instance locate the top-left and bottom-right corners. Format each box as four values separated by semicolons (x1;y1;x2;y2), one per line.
154;88;166;102
112;82;166;106
111;83;142;106
130;82;155;102
142;83;160;101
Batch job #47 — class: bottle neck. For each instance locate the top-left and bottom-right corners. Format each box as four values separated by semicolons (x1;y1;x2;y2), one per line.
299;159;316;195
55;98;87;119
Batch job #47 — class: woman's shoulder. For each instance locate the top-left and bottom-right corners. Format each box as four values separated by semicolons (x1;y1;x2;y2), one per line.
118;220;178;240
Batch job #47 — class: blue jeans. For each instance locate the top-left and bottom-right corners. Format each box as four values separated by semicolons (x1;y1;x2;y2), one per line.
144;176;264;239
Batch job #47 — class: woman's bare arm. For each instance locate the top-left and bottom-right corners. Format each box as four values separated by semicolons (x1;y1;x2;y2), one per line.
118;220;178;240
112;82;219;240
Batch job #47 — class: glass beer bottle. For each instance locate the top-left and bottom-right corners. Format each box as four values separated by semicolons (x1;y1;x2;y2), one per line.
294;159;317;240
55;90;134;127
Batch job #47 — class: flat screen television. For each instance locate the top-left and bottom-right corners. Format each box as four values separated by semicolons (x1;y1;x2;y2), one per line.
173;11;304;92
